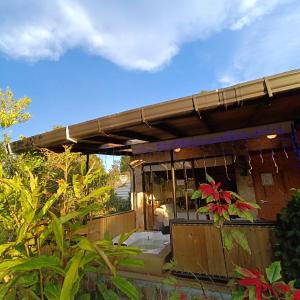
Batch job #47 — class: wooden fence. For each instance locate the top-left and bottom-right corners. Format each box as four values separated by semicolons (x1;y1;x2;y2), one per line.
171;221;275;278
87;210;136;242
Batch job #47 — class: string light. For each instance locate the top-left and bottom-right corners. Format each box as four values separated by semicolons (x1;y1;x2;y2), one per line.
221;143;230;181
245;142;252;175
272;150;279;174
231;142;237;163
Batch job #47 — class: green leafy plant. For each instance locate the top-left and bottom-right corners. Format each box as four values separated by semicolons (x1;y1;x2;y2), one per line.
162;260;188;300
231;261;300;300
275;188;300;288
0;87;31;131
192;173;260;254
0;151;142;299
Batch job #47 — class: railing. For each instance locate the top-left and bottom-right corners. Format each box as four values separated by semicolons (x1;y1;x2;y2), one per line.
87;210;136;242
171;220;275;278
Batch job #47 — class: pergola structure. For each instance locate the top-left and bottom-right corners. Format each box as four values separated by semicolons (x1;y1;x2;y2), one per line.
10;69;300;157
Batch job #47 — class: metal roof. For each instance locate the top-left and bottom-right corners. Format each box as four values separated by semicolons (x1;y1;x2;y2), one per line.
10;68;300;155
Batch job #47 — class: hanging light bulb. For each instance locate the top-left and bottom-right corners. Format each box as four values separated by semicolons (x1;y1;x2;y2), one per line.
174;148;181;153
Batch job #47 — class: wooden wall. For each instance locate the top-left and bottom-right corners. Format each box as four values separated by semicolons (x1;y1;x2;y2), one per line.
87;210;136;242
172;222;274;278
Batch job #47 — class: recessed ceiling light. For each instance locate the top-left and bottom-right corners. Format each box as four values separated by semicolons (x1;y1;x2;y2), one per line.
267;134;277;140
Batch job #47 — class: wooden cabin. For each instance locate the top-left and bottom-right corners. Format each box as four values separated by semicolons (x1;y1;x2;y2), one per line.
11;69;300;287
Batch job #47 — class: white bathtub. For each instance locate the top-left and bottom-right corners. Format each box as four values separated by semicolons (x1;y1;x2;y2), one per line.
113;231;170;255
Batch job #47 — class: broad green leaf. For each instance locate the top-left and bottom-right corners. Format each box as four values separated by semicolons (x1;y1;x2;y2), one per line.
0;274;20;299
241;211;254;223
222;211;230;221
44;283;61;300
266;261;282;283
228;204;238;215
12;255;61;272
15;272;38;288
77;237;95;252
248;286;256;300
118;228;136;246
93;244;116;275
197;206;209;214
231;230;251;254
79;186;111;203
170;290;180;300
112;276;139;300
97;281;119;300
60;250;85;300
163;275;177;286
230;191;244;201
118;257;144;267
79;293;90;300
191;190;201;200
72;174;82;198
213;213;220;225
205;173;215;184
0;259;25;272
49;211;64;255
206;195;214;203
0;243;14;256
60;203;101;224
248;201;260;209
38;182;67;219
231;289;246;300
223;230;233;251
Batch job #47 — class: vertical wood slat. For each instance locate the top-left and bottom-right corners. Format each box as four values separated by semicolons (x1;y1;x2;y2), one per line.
87;211;136;242
172;223;274;277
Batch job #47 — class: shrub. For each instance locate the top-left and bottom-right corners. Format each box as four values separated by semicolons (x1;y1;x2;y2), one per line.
275;189;300;288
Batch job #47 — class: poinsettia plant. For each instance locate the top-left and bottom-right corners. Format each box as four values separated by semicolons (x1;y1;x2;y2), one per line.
192;173;260;253
231;261;300;300
192;173;259;225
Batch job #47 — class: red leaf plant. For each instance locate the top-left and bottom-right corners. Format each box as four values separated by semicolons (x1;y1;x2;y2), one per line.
232;261;300;300
192;173;259;225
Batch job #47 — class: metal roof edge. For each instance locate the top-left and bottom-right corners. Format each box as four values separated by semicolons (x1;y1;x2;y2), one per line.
10;68;300;153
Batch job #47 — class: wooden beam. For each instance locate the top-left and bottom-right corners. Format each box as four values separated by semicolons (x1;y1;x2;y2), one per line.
198;111;214;132
82;135;127;144
151;122;186;137
132;121;292;155
247;98;271;126
114;130;159;142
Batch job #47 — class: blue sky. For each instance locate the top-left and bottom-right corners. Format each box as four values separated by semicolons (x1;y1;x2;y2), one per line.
1;1;300;167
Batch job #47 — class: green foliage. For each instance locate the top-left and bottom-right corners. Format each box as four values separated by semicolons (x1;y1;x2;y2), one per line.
275;189;300;287
0;87;31;130
0;148;141;299
120;156;130;174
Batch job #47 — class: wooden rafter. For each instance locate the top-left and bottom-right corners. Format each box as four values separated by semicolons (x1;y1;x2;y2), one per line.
114;130;159;142
151;121;186;137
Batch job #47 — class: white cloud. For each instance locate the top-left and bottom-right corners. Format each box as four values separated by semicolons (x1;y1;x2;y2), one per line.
219;1;300;85
0;0;282;71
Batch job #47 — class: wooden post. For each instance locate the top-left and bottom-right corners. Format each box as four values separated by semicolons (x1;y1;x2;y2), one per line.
170;151;177;219
184;161;189;220
191;159;199;220
128;165;136;211
142;165;147;230
150;164;154;229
